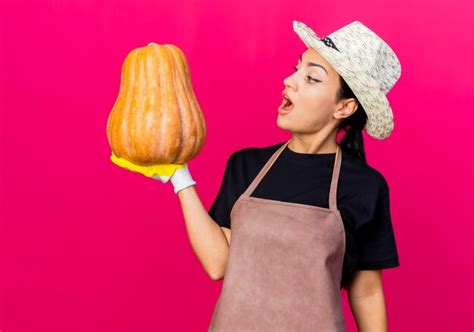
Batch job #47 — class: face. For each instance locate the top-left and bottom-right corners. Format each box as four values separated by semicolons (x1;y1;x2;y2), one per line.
277;48;347;134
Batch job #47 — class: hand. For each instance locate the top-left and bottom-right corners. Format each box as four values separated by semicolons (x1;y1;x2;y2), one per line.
110;152;196;193
110;152;184;183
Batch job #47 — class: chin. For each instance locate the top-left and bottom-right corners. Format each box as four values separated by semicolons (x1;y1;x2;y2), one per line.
276;115;294;132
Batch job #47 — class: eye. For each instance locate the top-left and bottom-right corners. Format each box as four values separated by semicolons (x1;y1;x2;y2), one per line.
292;66;321;83
306;76;320;83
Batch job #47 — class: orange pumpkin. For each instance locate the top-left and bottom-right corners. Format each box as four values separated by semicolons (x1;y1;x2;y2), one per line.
106;42;206;166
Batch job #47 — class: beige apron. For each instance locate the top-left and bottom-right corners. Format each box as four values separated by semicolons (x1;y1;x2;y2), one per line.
209;141;347;331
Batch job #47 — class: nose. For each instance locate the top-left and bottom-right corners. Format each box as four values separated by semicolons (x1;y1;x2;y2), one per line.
283;72;297;92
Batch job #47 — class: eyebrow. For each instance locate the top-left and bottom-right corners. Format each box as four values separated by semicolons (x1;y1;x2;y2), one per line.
298;53;328;76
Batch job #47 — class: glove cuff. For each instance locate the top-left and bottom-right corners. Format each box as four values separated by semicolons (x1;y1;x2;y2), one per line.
170;166;196;194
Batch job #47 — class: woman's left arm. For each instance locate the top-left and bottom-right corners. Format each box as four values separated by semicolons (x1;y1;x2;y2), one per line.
348;269;387;332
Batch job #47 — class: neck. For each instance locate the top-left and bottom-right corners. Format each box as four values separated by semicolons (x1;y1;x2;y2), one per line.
287;131;338;154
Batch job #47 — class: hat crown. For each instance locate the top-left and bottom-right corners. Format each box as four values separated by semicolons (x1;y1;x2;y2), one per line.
326;21;401;94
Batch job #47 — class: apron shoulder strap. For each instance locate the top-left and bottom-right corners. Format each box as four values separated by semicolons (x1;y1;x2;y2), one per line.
242;142;288;198
328;145;342;211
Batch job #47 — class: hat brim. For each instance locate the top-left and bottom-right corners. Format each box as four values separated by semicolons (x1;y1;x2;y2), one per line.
292;20;394;140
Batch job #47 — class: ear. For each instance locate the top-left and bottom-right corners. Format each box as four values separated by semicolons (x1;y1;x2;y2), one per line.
334;98;358;120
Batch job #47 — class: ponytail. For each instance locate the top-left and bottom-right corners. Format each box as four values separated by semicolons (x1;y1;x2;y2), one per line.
336;75;368;164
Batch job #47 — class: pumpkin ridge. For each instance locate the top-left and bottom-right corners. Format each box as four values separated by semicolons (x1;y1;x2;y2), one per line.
118;50;135;158
154;45;166;162
175;46;206;158
144;46;156;161
107;68;122;152
136;47;148;162
128;49;140;159
158;44;181;163
152;45;165;162
172;46;196;159
132;48;141;160
163;45;183;163
108;49;130;156
165;44;195;163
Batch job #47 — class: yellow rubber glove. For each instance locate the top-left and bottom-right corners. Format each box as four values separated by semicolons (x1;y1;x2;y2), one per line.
110;152;196;194
110;152;186;183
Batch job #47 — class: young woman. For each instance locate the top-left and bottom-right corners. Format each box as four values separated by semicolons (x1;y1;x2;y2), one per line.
112;20;401;332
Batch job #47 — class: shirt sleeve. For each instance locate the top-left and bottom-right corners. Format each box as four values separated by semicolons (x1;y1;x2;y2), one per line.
208;153;235;229
354;178;400;270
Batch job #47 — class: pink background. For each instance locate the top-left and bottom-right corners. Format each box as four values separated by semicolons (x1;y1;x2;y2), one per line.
1;0;473;330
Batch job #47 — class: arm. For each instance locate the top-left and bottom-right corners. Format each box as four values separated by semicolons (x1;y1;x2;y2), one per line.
109;154;232;281
348;270;387;332
177;185;231;281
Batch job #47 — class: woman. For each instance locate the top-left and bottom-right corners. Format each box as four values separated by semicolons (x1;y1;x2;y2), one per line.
111;20;401;331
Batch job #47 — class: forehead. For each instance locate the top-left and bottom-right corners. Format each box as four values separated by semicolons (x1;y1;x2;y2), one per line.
300;48;336;74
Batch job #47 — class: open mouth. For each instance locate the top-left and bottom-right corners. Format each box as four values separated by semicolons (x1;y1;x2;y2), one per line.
279;95;295;114
282;95;294;110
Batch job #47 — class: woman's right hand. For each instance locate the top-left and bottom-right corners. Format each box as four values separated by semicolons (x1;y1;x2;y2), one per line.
110;152;196;193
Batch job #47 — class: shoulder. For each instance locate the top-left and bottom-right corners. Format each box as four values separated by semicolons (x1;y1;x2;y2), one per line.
340;149;389;195
339;150;391;232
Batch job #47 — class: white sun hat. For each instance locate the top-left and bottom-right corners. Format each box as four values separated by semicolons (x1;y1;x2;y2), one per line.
293;20;402;140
